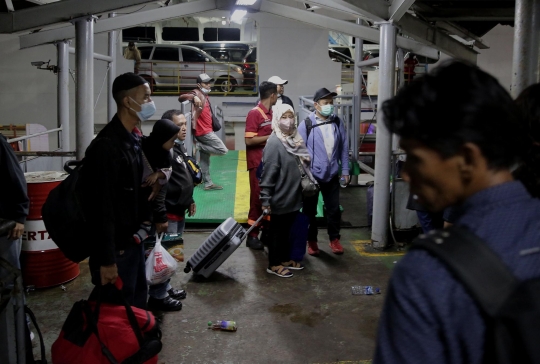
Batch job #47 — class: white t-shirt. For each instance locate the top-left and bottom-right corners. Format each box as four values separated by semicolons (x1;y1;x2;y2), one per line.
315;115;335;161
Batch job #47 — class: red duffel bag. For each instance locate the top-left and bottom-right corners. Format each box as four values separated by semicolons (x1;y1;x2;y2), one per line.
51;279;162;364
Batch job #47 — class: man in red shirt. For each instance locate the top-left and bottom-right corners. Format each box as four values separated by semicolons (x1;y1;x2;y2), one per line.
244;81;278;250
179;73;228;191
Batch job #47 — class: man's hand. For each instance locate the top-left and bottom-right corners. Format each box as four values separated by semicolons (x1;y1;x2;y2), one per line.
262;205;271;215
155;221;168;233
341;175;350;185
100;264;118;285
8;222;24;240
148;182;162;201
188;203;196;217
193;96;202;108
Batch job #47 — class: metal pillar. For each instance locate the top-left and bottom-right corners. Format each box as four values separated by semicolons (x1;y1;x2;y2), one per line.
371;21;396;248
351;18;363;186
511;0;540;97
56;40;70;159
107;12;117;122
392;48;405;151
73;16;95;160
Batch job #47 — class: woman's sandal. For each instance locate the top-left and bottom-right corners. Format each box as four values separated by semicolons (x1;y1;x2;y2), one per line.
266;265;293;278
282;260;305;270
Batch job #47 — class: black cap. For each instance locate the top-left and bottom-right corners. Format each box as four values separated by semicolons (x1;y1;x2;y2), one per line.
196;73;214;84
313;87;337;102
112;72;148;95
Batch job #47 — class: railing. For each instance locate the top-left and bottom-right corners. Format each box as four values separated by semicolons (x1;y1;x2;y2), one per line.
6;126;73;172
179;101;194;156
137;60;259;96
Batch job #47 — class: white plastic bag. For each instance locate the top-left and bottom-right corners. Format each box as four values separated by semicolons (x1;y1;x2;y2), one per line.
145;233;178;285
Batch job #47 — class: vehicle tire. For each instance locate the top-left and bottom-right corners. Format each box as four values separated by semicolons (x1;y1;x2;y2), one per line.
215;76;237;93
140;75;157;93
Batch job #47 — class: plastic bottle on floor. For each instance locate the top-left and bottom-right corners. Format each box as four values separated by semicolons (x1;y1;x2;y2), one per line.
208;320;237;331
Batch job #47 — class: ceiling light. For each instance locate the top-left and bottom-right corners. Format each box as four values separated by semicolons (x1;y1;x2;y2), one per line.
231;9;247;21
235;0;256;5
222;20;227;25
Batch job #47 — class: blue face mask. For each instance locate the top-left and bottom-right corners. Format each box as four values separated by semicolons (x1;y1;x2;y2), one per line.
129;97;156;121
318;104;334;117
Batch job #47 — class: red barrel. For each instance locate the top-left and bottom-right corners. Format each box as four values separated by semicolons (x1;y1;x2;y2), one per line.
20;171;80;288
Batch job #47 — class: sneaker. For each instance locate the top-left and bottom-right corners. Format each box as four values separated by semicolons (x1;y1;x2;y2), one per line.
307;241;320;256
266;265;293;278
246;236;264;250
329;238;344;255
204;184;223;191
167;288;187;300
147;296;183;312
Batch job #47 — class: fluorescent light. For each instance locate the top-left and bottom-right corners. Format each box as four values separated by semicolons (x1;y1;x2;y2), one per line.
235;0;256;5
222;20;226;25
231;9;247;21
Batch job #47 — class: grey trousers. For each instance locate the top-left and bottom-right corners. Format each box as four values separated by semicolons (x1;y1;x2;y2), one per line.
195;132;228;187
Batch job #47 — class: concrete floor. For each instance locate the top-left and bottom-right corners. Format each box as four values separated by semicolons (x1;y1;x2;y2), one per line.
26;186;404;363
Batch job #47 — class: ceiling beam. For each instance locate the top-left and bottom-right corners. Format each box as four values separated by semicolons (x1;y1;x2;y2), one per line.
5;0;14;11
388;0;415;22
301;0;388;22
19;0;217;49
421;8;514;22
436;21;489;49
0;0;158;33
259;1;439;59
397;13;478;63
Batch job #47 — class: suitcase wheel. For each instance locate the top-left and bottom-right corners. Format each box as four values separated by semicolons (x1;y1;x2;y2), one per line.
184;265;192;273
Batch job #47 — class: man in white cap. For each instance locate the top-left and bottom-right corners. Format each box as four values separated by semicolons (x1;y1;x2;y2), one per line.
268;76;294;110
179;73;228;191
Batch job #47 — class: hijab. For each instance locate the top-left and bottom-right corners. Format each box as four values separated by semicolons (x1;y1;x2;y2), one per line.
142;118;180;169
271;103;316;182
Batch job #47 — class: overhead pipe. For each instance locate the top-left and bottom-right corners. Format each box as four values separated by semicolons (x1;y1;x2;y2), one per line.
107;12;117;121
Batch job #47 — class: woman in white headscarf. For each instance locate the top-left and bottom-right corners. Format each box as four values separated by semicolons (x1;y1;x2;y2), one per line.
259;104;315;278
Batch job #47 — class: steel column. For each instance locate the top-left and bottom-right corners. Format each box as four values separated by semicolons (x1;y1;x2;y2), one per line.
392;48;404;151
511;0;540;97
73;16;95;160
351;18;363;186
108;12;117;122
371;22;397;248
56;41;70;160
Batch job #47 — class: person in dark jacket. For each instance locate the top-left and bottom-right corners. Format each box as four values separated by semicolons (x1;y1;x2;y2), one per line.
260;104;312;278
79;72;157;309
146;110;193;311
0;134;30;363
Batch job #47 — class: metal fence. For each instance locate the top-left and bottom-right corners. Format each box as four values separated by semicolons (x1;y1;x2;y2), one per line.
138;60;259;96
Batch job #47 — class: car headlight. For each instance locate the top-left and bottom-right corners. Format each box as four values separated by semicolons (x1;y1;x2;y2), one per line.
232;66;242;74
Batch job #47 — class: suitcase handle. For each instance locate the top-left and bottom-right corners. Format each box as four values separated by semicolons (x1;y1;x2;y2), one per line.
242;210;268;240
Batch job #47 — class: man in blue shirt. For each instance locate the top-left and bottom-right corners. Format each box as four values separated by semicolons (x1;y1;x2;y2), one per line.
374;61;540;364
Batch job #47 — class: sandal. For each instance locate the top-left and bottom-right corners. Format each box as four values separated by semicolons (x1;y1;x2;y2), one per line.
281;260;304;270
266;265;293;278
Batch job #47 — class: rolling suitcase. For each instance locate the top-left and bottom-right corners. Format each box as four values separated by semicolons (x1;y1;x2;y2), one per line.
184;212;267;278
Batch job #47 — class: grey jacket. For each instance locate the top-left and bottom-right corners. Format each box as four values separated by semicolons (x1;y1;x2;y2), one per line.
259;134;303;215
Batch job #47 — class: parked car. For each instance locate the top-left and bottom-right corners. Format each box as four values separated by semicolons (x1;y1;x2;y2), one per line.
184;42;252;66
136;44;244;92
241;47;257;89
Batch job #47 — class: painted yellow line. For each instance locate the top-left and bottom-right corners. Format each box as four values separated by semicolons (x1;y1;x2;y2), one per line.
233;150;250;223
351;240;406;257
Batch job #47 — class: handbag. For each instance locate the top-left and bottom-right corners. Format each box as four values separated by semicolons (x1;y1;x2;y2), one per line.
51;279;162;364
208;98;222;132
295;156;319;197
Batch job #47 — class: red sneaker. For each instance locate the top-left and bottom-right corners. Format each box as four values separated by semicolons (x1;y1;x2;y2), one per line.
307;241;320;256
329;238;344;255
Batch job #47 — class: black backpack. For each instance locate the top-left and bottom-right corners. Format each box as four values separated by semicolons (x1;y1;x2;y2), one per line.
411;227;540;364
42;160;91;263
304;115;340;139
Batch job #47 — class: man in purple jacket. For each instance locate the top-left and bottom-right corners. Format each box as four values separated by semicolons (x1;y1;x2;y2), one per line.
298;88;350;255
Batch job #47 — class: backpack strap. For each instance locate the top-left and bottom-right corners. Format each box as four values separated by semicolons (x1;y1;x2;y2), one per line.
305;115;340;139
410;226;518;317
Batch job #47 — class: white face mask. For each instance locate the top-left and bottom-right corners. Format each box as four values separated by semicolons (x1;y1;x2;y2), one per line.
199;85;211;94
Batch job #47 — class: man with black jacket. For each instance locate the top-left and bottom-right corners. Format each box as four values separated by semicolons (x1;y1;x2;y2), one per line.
79;73;158;309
